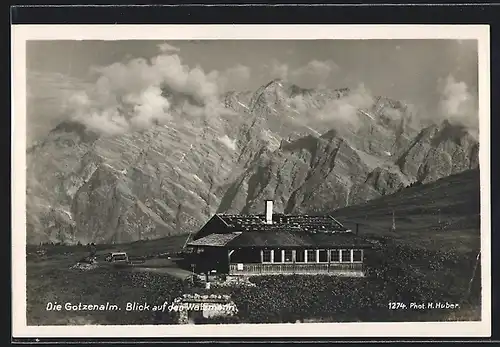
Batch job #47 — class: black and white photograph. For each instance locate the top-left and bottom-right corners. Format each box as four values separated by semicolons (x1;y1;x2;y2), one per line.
12;25;491;338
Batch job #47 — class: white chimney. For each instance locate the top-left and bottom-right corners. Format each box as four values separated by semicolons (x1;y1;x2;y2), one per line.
265;200;273;224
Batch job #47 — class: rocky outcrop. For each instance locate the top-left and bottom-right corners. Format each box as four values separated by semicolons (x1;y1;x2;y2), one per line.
217;129;411;215
396;120;479;183
26;113;257;244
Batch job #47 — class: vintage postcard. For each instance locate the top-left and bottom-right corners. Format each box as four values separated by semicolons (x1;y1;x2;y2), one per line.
12;24;491;338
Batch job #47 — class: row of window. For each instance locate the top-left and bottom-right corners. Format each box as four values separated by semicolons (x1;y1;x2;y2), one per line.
262;249;363;263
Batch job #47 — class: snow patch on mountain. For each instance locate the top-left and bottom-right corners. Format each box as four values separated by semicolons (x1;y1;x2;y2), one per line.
237;101;249;110
218;135;237;151
192;174;203;183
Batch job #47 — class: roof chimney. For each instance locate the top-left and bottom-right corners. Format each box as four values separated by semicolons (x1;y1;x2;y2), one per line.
265;200;273;225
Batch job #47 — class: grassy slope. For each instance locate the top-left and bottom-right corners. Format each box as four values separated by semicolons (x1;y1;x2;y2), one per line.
332;168;481;253
26;234;191;325
26;169;482;325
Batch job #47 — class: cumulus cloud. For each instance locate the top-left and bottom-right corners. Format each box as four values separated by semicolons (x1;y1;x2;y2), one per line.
288;94;310;114
266;59;339;88
157;42;180;53
438;75;473;116
287;83;375;133
437;75;478;129
26;71;90;143
68;57;175;135
269;60;289;80
66;52;247;136
290;60;339;88
316;84;374;129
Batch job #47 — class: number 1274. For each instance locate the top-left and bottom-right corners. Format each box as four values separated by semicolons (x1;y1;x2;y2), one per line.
388;302;407;310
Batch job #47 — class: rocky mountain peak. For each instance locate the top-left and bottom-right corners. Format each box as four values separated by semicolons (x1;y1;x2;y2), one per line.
287;83;315;98
416;119;475;147
395;119;479;183
432;119;474;146
249;79;289;112
49;120;100;144
26;78;480;245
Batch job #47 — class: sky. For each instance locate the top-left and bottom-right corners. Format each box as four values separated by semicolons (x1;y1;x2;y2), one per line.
26;39;479;143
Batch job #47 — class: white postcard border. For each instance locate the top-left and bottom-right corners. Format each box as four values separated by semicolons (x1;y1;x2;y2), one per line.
11;24;491;338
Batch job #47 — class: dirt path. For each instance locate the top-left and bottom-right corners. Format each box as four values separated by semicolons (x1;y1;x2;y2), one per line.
130;266;194;279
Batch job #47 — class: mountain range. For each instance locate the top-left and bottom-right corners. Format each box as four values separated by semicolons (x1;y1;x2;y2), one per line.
26;79;479;244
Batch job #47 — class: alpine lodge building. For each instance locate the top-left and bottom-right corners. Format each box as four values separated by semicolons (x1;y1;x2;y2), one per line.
186;200;373;277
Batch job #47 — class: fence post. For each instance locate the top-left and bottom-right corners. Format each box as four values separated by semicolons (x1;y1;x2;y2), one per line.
466;251;481;299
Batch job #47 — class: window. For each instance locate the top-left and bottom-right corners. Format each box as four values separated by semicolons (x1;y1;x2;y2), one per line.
318;249;328;263
340;249;351;262
353;249;363;262
262;250;272;263
284;250;293;263
274;249;283;263
295;250;305;263
112;254;127;262
330;249;340;262
235;248;261;263
306;249;316;263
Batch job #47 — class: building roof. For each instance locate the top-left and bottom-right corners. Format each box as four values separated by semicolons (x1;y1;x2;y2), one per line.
216;213;349;233
186;213;371;248
187;232;241;247
187;230;371;248
225;230;372;248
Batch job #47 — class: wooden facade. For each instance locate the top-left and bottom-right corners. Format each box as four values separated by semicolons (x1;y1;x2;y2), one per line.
192;247;366;276
229;248;364;276
228;263;364;276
